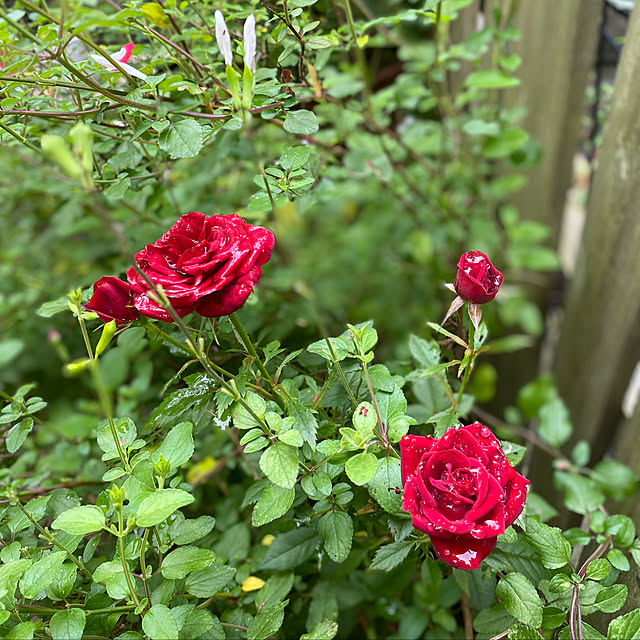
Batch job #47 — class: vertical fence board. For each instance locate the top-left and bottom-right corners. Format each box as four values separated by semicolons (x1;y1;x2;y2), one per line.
511;0;602;236
488;0;602;416
554;4;640;459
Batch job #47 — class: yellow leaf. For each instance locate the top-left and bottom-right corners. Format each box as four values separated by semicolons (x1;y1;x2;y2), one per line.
260;534;275;546
242;576;265;592
142;2;170;28
187;456;218;486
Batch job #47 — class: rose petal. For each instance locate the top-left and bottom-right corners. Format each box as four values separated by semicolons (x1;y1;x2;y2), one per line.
132;292;197;322
470;500;506;538
504;467;530;527
430;534;497;570
399;434;434;484
196;265;262;317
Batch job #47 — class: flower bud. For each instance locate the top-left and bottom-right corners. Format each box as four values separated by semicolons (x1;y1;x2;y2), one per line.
243;14;256;72
95;319;117;357
453;251;503;304
215;10;233;66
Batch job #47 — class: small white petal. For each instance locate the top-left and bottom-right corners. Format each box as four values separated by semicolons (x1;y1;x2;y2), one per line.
118;61;148;80
215;10;233;66
243;14;256;72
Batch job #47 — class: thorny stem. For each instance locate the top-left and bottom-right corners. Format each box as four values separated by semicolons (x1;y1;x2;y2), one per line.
131;266;269;430
229;313;287;411
10;497;92;579
325;338;358;409
74;300;131;473
455;319;475;407
139;528;151;603
18;604;135;616
0;120;40;152
116;506;141;609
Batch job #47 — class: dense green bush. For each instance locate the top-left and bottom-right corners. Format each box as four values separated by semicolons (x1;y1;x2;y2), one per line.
1;1;639;639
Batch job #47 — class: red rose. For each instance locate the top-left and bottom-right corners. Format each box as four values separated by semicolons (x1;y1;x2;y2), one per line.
126;212;275;322
453;251;503;304
400;424;528;570
84;276;139;325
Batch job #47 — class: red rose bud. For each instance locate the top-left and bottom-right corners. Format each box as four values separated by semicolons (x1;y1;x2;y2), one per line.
84;277;139;325
126;212;275;322
454;251;503;304
400;423;528;570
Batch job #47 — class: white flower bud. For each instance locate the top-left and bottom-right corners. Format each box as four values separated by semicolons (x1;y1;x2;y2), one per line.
215;10;233;66
243;14;256;72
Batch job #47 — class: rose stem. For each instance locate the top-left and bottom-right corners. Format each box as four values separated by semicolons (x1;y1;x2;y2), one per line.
455;317;475;408
228;313;287;411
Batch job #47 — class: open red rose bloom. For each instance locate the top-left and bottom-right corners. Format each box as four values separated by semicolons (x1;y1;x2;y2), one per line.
400;424;528;570
453;251;503;304
126;212;275;322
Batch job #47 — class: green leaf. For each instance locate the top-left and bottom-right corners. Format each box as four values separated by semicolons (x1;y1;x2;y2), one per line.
607;548;630;571
586;558;611;581
283;109;319;134
369;540;414;571
51;505;105;535
259;443;299;489
318;511;353;563
592;460;638;500
608;609;640;640
255;573;294;609
232;392;267;430
6;622;36;640
538;397;572;447
252;483;295;526
301;620;339;640
463;119;501;136
50;609;86;640
158;119;204;159
6;418;34;453
307;335;351;361
554;472;604;515
185;565;236;597
496;573;543;628
260;527;321;570
36;296;68;318
353;401;377;437
143;605;179;640
179;608;218;640
605;515;636;547
524;517;571;569
368;457;403;514
151;421;194;470
97;417;137;460
19;551;65;599
172;515;216;545
465;69;520;89
288;402;317;447
136;489;194;527
345;452;378;485
161;546;215;579
247;601;288;640
483;127;529;159
280;146;310;171
594;584;627;614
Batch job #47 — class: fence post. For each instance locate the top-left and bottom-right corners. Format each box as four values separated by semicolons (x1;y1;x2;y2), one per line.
553;3;640;460
488;0;602;415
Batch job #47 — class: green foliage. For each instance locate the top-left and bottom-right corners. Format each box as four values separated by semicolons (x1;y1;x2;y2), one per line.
0;1;638;639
